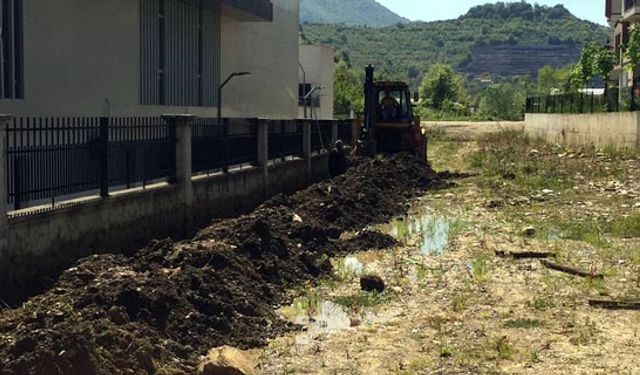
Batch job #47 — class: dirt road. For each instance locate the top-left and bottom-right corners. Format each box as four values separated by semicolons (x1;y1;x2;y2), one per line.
255;124;640;374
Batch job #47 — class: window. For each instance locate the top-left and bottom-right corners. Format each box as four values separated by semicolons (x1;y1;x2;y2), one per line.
298;83;319;107
0;0;23;99
141;0;220;106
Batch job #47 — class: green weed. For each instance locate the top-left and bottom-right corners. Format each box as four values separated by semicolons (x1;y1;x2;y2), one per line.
471;256;491;283
608;214;640;238
494;336;513;360
333;291;387;310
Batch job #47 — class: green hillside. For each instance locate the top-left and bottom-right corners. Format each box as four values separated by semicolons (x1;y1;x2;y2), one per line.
300;0;408;27
301;3;610;86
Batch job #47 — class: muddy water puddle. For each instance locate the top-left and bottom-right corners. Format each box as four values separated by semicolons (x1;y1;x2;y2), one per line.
385;211;456;256
278;206;461;344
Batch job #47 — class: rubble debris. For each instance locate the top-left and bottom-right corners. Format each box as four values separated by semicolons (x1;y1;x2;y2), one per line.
541;260;604;279
495;250;555;259
197;346;258;375
360;275;386;293
588;299;640;311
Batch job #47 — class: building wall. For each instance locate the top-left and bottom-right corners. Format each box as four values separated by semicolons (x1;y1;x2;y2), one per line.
0;0;300;119
220;0;300;119
524;112;640;149
298;44;335;120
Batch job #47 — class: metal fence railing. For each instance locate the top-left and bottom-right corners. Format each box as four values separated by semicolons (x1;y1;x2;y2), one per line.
6;117;102;209
108;117;175;190
337;120;353;146
311;120;333;153
4;116;352;211
5;117;176;210
268;120;303;161
525;88;629;114
191;118;258;175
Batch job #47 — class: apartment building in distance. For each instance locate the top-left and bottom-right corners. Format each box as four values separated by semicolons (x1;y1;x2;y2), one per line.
608;0;640;92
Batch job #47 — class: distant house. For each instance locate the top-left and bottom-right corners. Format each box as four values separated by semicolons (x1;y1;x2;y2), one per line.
608;0;636;92
0;0;303;119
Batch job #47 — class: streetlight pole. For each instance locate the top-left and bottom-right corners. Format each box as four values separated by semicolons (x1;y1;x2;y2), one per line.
218;71;250;173
218;71;251;121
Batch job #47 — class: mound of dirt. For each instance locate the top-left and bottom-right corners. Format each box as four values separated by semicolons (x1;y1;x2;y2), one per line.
0;153;448;375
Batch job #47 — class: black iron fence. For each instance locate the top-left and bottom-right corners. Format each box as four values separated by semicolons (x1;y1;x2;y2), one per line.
337;120;354;146
311;120;333;153
191;118;258;175
4;117;348;210
5;117;175;210
107;117;175;190
525;88;631;114
7;117;102;209
268;120;304;161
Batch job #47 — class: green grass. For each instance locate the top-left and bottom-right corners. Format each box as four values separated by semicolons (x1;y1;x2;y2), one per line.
608;214;640;238
494;336;514;360
452;292;468;313
504;319;544;329
468;129;631;197
333;291;388;310
471;256;491;283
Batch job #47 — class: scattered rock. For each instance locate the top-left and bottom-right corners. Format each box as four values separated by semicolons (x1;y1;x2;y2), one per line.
198;346;258;375
487;199;503;209
343;257;364;276
360;275;385;293
522;226;536;238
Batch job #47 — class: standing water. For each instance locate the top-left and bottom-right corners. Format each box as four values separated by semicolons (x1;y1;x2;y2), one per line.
387;213;452;256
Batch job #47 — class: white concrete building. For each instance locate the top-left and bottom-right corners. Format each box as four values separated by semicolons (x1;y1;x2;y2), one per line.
298;44;335;120
0;0;301;119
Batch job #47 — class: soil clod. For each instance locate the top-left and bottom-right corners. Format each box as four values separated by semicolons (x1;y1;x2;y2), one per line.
360;275;386;293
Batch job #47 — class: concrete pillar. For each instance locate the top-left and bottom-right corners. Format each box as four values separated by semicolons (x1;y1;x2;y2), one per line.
256;119;269;198
162;114;195;204
331;121;338;148
0;115;12;252
302;120;312;180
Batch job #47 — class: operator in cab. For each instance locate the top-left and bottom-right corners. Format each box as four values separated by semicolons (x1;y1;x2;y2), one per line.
380;90;399;121
328;140;347;178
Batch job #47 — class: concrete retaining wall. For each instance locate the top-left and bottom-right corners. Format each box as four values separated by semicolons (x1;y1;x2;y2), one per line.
524;112;640;149
0;115;335;303
0;155;329;301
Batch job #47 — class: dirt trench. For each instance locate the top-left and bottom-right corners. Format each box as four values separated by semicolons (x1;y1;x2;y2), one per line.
0;153;451;375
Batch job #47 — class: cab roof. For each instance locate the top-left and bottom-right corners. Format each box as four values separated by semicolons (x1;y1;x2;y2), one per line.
374;81;409;89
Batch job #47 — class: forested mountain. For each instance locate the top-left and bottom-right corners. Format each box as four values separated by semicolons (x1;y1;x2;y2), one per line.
300;0;408;27
301;2;610;86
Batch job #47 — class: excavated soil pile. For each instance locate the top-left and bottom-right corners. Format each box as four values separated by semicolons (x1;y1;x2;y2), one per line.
0;153;448;375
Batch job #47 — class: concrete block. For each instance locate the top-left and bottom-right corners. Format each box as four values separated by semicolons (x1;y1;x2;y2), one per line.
256;119;269;198
524;112;640;150
331;121;338;147
162;114;196;204
0;115;11;253
302;120;312;180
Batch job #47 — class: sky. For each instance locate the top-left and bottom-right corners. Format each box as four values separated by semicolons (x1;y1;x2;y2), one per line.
376;0;607;25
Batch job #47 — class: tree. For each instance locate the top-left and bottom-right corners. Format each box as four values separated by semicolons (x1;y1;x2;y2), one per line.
594;47;615;81
334;59;363;115
572;42;599;88
626;27;640;73
419;64;466;110
479;81;527;121
537;65;557;94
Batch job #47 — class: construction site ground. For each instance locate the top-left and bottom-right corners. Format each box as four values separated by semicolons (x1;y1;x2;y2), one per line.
254;123;640;374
